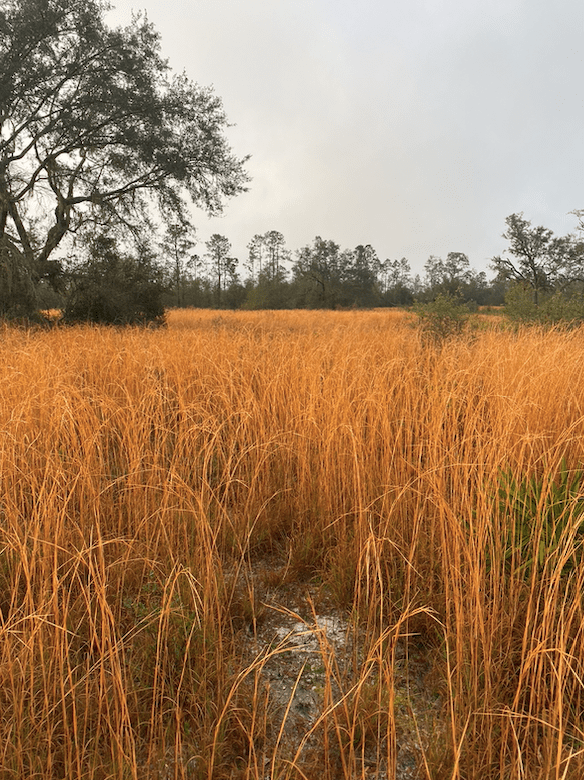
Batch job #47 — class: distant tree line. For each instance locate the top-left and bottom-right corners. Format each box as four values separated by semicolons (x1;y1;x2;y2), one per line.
154;229;506;312
4;211;584;324
154;213;584;317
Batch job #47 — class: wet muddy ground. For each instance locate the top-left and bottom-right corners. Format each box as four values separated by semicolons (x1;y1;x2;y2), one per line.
235;563;444;780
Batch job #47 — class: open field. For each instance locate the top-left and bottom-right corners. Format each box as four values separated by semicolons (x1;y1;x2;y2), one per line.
2;308;584;779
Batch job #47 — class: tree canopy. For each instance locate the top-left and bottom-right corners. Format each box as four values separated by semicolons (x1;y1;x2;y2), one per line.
491;213;582;304
0;0;249;317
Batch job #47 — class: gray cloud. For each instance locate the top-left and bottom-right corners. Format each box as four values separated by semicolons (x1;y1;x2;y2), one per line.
109;0;584;274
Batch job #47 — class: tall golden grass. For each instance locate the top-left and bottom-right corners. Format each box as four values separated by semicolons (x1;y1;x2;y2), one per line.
1;308;584;778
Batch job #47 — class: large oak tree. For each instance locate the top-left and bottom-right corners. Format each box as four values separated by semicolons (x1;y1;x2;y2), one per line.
0;0;249;314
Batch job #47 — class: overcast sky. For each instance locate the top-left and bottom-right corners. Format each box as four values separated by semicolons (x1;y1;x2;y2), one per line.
108;0;584;276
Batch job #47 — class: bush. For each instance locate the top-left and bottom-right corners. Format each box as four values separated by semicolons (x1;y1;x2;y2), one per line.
63;237;167;326
414;292;471;342
505;284;584;327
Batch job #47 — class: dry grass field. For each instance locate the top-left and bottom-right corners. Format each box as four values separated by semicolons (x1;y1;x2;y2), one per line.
2;308;584;779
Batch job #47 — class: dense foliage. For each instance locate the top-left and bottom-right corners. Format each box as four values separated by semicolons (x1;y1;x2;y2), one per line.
63;235;167;325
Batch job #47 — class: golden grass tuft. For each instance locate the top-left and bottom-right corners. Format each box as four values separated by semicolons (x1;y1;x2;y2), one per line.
0;308;584;777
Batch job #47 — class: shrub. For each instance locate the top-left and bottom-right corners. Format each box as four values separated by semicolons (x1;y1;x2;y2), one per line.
505;284;584;327
63;237;167;326
414;292;471;342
